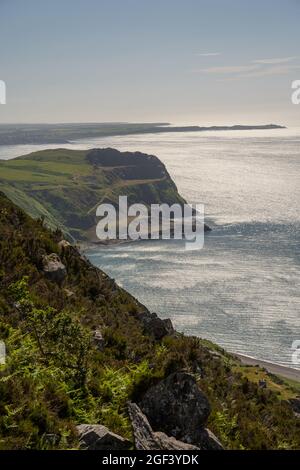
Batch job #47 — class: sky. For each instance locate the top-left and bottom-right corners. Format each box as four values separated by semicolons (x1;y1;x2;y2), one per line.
0;0;300;125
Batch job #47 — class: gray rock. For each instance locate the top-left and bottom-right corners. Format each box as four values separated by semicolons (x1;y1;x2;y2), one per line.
76;424;130;450
197;428;223;450
128;403;199;450
93;329;105;351
139;372;211;444
42;253;66;284
137;311;174;340
258;379;267;389
154;432;200;450
64;288;75;298
288;398;300;415
209;350;224;360
58;239;71;250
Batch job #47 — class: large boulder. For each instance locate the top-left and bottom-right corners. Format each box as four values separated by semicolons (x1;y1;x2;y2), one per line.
42;253;67;284
128;403;199;450
139;372;212;445
137;311;174;340
76;424;130;450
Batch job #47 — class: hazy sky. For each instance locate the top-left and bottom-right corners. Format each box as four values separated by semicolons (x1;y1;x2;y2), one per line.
0;0;300;125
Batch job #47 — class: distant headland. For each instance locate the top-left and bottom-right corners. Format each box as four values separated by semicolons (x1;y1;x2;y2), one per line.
0;122;286;146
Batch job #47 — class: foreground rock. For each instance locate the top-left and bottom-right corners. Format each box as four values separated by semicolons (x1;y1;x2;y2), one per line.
76;424;130;450
139;372;210;439
58;239;71;250
288;397;300;418
139;372;223;449
128;403;199;450
136;311;174;340
197;428;223;450
42;253;67;284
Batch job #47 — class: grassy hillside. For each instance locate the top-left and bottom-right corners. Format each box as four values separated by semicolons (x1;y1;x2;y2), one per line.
0;192;299;450
0;148;186;242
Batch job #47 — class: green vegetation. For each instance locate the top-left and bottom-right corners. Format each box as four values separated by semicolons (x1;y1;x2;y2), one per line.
0;148;185;242
0;191;299;449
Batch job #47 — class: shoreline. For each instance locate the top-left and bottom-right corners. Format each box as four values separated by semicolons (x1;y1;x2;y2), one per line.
233;352;300;382
80;221;212;249
79;242;300;384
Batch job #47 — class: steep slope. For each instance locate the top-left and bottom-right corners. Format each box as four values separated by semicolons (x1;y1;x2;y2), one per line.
0;192;299;450
0;148;186;242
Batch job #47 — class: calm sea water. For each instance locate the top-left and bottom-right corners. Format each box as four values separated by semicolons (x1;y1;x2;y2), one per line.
1;128;299;368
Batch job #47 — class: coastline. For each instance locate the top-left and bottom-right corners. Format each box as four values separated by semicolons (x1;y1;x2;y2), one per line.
80;220;212;248
233;352;300;382
79;240;300;385
0;123;286;147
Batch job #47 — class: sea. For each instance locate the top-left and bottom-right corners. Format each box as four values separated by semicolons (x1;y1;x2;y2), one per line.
0;127;299;369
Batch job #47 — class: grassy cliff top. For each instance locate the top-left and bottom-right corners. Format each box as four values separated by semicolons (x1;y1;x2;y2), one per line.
0;148;186;242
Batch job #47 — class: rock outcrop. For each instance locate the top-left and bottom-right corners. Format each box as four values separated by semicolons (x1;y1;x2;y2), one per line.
288;397;300;418
93;329;105;351
58;239;71;250
76;424;130;450
42;253;67;284
136;311;174;340
128;403;200;450
139;372;210;438
138;371;223;449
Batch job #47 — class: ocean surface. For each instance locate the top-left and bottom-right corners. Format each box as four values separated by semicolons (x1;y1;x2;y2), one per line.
1;127;299;369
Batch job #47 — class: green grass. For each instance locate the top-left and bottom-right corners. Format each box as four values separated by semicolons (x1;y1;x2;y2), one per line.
279;377;300;395
0;150;92;182
0;148;185;242
231;364;298;400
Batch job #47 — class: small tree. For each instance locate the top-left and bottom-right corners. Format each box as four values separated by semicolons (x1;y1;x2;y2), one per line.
9;277;91;386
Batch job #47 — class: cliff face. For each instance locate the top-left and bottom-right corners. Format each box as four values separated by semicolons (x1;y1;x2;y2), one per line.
0;191;299;450
0;148;186;242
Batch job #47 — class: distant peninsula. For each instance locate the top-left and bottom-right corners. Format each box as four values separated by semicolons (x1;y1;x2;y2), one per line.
0;122;286;146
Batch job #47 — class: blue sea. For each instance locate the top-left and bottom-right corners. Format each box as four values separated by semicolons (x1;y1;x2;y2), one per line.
1;127;299;368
